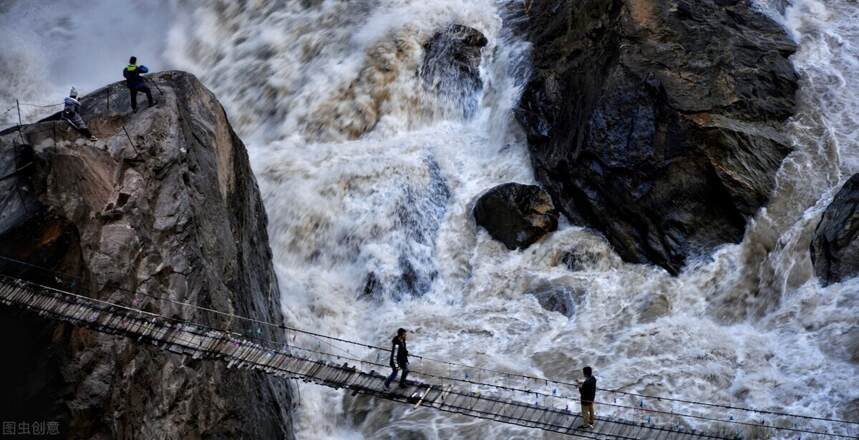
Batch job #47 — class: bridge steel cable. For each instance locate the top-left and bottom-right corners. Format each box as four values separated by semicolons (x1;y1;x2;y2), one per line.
236;337;859;440
1;256;856;439
253;352;648;440
0;275;719;440
1;255;855;437
0;255;857;437
3;272;856;439
10;276;835;440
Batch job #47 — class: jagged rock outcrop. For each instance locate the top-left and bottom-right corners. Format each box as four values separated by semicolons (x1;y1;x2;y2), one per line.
811;174;859;286
516;0;798;274
474;182;559;250
0;71;294;439
421;24;488;118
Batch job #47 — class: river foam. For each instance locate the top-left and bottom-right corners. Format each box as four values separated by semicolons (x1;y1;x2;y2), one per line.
1;0;856;437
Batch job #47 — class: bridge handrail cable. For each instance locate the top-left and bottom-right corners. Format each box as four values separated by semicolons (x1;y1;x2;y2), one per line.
1;255;857;431
3;273;855;439
2;274;730;440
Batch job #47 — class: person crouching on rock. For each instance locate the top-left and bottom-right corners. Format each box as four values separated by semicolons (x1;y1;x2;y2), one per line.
123;56;157;112
384;328;410;389
63;87;97;141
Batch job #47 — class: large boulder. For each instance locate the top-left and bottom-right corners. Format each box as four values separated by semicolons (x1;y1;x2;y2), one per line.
0;72;294;438
811;174;859;286
516;0;798;274
474;182;559;250
421;24;488;118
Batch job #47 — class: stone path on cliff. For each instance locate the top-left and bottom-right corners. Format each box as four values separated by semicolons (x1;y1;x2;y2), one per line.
0;273;856;439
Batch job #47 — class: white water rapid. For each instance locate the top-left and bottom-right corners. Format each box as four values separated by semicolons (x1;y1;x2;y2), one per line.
1;0;857;438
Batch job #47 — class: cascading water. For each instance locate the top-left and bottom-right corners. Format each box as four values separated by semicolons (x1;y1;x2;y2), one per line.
1;0;857;438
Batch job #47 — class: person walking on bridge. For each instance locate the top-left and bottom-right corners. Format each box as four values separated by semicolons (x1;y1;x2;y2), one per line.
62;87;97;141
123;56;156;112
384;328;409;389
578;366;597;429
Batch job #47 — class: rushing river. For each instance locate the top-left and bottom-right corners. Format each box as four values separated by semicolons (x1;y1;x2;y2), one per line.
1;0;857;438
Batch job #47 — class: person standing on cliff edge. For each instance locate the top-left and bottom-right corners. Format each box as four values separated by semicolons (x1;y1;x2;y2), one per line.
384;328;410;389
123;56;156;112
578;366;597;429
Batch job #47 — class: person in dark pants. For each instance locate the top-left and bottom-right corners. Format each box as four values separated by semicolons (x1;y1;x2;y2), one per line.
384;328;409;389
62;87;97;141
578;366;597;428
123;56;156;112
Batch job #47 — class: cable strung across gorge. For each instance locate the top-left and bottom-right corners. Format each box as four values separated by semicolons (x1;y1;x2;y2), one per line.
274;337;859;439
9;275;854;440
3;270;857;439
1;255;857;433
2;275;734;440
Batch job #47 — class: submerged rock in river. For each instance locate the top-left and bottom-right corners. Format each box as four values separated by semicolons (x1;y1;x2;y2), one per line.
422;24;488;118
474;182;559;250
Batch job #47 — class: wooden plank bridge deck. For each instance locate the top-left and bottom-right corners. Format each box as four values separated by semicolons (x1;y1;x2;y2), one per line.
0;274;732;439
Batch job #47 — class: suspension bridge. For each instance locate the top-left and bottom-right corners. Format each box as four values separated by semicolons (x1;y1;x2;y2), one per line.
0;257;856;439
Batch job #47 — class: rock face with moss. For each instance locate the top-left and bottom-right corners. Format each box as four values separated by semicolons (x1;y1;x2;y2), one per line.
0;71;294;439
516;0;798;274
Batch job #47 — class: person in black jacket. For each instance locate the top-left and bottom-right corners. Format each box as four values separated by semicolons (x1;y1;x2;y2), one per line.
578;366;597;428
123;56;156;112
384;328;409;389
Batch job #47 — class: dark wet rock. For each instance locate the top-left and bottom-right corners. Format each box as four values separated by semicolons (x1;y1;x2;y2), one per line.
811;174;859;286
360;272;383;300
0;72;294;439
474;182;559;250
515;0;798;274
534;290;576;317
561;248;604;271
527;284;585;318
359;260;438;301
422;24;488;117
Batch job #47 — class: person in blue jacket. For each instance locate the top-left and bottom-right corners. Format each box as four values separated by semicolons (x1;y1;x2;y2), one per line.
123;56;156;112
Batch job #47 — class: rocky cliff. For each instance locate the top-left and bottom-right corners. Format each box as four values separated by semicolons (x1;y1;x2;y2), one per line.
0;72;294;439
516;0;798;274
811;173;859;287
